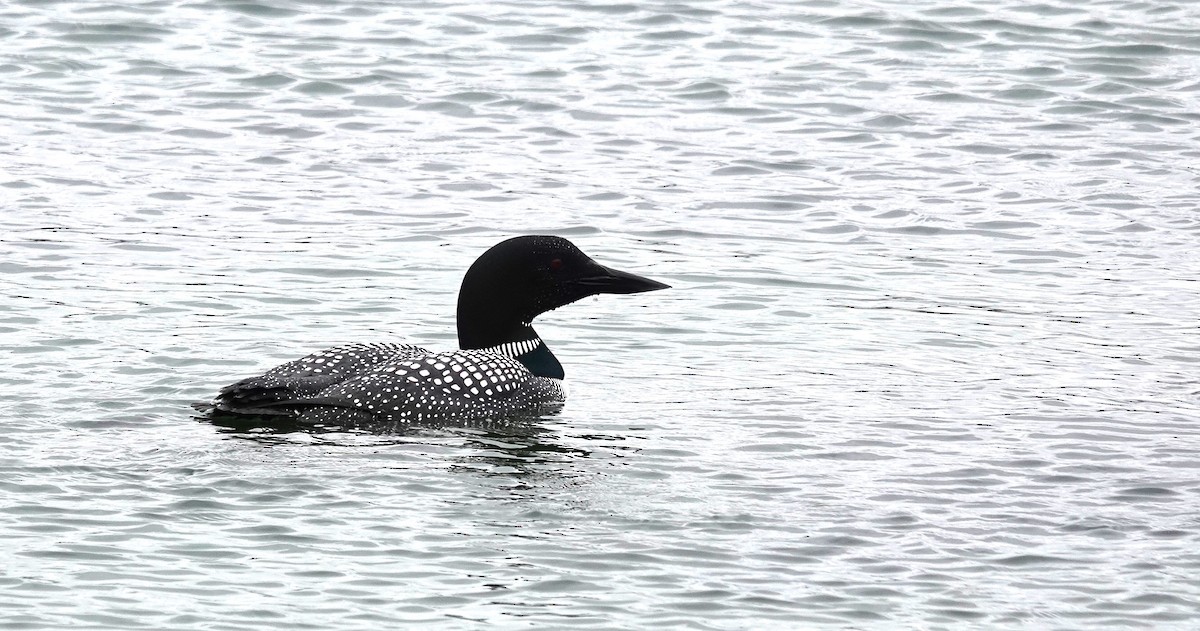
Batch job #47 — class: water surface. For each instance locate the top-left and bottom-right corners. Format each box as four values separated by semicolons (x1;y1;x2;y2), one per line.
3;0;1199;628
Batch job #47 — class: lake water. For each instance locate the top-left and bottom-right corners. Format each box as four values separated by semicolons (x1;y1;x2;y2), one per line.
3;0;1199;628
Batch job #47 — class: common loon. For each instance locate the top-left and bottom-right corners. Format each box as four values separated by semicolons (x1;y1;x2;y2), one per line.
208;235;669;425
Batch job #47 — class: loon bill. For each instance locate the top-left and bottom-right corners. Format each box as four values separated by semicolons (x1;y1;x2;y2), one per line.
206;235;669;425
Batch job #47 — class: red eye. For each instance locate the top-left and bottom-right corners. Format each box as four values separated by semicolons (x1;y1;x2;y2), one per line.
550;258;563;271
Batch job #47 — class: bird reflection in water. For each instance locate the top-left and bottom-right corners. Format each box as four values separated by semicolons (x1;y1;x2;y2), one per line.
197;406;598;477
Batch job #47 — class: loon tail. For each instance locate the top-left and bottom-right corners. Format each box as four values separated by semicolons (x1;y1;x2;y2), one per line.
212;374;339;415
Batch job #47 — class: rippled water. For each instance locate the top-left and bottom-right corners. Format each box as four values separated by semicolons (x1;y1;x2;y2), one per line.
4;0;1200;628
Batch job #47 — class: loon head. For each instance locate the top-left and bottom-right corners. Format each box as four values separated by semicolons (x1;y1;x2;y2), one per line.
455;235;669;375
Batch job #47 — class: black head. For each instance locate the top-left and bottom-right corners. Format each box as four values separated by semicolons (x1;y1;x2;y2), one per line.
456;235;669;350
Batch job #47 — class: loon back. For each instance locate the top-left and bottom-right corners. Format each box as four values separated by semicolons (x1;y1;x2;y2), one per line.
215;342;425;415
207;235;668;425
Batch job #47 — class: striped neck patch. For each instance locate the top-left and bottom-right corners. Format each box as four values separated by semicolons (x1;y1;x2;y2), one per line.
482;338;542;358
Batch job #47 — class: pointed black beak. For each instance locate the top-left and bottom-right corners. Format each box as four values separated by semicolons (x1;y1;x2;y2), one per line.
575;264;670;295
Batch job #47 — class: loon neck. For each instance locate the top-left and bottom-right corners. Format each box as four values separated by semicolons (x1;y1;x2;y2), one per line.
461;324;564;380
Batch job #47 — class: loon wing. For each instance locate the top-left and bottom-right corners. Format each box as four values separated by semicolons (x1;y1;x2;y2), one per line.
213;343;428;415
286;350;566;425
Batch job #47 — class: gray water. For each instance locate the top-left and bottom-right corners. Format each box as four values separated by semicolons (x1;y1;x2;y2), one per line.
3;0;1199;628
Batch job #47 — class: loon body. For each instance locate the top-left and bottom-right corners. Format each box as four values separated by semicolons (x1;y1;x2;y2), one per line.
209;235;668;425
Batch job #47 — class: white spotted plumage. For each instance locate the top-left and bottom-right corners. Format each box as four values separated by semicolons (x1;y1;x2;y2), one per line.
214;340;562;424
